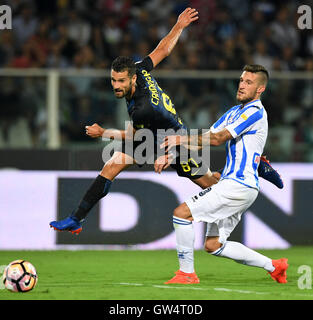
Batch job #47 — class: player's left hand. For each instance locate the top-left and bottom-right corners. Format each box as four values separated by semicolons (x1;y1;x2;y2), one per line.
177;7;199;29
85;123;104;138
154;154;175;174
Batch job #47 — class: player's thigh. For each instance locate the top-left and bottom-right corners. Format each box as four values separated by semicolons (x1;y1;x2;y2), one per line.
184;183;225;223
100;151;135;180
185;179;258;224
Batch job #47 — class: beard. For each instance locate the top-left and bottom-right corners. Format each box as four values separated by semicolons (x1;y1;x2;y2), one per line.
114;88;127;98
113;84;132;99
236;90;257;105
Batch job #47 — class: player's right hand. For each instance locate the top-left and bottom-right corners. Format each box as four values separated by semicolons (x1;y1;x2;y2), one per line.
177;7;199;29
154;154;175;174
85;123;104;138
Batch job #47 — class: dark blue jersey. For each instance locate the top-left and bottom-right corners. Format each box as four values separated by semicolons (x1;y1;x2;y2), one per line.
126;56;186;135
121;57;209;180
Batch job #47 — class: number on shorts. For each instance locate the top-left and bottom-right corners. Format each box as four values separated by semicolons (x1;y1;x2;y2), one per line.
180;157;200;176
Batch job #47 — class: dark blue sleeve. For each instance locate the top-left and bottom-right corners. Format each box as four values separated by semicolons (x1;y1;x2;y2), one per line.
135;56;154;72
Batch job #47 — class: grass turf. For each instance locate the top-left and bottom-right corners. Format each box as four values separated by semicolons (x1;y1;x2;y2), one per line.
0;247;313;300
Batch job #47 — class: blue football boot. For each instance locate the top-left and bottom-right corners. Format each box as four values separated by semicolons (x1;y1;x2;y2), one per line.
50;214;83;235
258;156;284;189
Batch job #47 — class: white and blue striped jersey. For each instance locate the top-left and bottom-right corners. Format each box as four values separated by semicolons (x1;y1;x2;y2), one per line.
210;99;268;190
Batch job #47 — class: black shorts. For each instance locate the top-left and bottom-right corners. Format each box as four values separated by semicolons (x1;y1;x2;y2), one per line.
117;139;210;180
170;150;209;180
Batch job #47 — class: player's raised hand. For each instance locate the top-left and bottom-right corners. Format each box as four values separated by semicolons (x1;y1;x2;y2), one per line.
85;123;104;138
177;7;199;29
148;7;198;68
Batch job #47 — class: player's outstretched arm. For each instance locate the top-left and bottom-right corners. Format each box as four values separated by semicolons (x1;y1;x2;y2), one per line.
85;122;136;141
148;7;199;68
161;128;233;151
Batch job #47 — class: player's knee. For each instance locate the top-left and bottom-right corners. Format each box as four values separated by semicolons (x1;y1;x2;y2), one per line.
101;161;123;180
100;164;115;180
173;203;191;220
204;238;222;254
173;206;184;219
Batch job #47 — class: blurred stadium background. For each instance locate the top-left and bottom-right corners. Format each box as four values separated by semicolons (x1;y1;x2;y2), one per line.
0;0;312;253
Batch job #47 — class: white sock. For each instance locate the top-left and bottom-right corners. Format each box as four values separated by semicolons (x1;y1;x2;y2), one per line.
173;216;195;273
212;241;275;272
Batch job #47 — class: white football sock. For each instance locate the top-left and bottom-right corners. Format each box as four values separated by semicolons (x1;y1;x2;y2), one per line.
173;216;195;273
212;241;275;272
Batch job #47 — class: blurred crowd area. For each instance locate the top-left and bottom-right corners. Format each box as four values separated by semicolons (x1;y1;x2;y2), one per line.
1;0;312;70
0;0;312;162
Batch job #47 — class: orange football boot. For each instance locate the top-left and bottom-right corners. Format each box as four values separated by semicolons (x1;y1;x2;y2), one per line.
165;270;200;284
269;258;289;283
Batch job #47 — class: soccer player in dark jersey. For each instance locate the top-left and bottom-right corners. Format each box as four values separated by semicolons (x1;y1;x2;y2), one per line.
50;8;283;235
50;8;216;234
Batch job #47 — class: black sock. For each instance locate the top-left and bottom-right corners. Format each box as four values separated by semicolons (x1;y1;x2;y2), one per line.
73;175;112;221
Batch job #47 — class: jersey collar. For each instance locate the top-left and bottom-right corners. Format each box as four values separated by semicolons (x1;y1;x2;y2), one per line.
241;99;262;109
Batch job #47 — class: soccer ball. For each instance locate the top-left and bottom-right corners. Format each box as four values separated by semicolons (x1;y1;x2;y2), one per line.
2;260;38;292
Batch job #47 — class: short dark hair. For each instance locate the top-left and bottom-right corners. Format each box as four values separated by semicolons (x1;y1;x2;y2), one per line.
243;64;269;85
111;56;136;77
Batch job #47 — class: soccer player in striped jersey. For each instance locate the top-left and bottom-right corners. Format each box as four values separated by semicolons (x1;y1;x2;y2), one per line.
162;64;289;284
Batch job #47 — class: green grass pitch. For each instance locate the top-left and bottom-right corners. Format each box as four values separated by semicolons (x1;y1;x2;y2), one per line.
1;247;313;300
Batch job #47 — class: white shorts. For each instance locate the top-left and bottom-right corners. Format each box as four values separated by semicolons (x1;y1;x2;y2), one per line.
185;179;258;244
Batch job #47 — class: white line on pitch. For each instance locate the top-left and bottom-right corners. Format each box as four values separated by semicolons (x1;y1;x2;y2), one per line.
114;282;313;298
153;285;209;291
214;287;268;295
118;283;143;286
114;282;269;295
